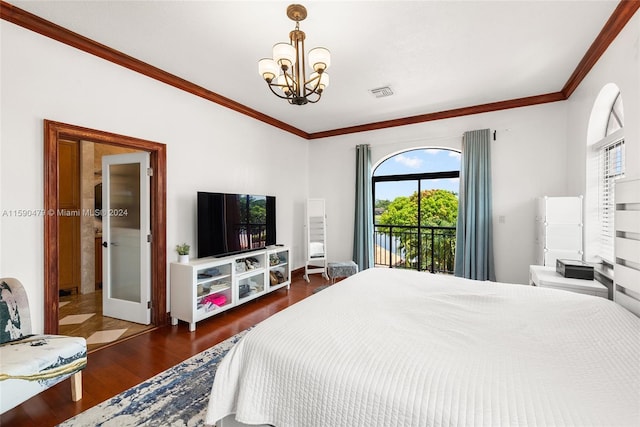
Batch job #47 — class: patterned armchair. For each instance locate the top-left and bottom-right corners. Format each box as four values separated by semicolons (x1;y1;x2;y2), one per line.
0;277;87;413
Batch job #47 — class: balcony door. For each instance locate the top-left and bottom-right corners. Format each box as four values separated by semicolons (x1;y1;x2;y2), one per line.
372;148;460;273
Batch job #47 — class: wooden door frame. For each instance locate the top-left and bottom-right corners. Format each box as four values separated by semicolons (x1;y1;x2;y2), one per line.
44;120;167;333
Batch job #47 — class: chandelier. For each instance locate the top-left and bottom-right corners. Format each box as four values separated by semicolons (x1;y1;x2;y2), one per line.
258;4;330;105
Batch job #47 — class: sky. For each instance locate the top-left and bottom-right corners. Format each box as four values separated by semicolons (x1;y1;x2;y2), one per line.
373;148;461;201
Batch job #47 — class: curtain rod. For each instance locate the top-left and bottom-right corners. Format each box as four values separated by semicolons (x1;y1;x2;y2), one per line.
366;128;510;149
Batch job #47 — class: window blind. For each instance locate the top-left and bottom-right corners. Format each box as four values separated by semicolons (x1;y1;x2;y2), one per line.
598;138;625;262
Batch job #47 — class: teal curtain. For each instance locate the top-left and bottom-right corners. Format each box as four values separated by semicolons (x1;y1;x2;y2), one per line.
454;129;496;281
353;144;374;271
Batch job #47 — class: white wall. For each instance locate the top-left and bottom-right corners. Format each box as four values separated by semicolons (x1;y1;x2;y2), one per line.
565;12;639;265
0;22;309;332
307;12;640;286
566;12;640;191
308;103;569;285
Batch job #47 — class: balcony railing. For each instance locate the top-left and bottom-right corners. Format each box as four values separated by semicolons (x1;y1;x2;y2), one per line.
374;224;456;274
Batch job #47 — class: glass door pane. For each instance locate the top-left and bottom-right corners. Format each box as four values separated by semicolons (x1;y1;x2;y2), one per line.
419;178;458;273
108;162;142;303
373;180;419;269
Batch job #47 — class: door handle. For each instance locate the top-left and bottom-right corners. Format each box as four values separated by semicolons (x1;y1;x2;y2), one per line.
102;241;108;248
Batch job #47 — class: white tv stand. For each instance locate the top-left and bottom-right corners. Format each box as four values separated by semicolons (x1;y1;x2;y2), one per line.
170;246;290;331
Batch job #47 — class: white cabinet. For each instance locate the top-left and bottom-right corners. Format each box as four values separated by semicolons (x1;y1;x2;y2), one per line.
535;196;583;266
170;246;290;331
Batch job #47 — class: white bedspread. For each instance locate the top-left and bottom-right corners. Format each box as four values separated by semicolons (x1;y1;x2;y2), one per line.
206;268;640;426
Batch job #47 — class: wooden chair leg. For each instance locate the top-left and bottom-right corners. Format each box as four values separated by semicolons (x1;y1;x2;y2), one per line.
70;371;83;401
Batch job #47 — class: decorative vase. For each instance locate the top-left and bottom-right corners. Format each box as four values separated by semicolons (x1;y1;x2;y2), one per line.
178;254;189;264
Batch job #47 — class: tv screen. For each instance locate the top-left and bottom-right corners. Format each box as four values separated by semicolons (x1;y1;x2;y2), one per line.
197;192;276;258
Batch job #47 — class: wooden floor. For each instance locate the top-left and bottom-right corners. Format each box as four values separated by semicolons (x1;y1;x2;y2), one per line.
2;271;329;427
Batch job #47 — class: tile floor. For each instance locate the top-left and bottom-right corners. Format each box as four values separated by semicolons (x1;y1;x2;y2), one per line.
59;290;153;351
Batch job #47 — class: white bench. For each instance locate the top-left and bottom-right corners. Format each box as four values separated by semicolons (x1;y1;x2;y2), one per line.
327;261;359;284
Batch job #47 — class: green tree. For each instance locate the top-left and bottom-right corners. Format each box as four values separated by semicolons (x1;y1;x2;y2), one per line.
378;196;416;227
379;190;457;226
377;189;458;272
416;189;458;226
375;199;391;211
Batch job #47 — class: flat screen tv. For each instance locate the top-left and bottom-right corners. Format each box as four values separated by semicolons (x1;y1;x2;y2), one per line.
197;192;276;258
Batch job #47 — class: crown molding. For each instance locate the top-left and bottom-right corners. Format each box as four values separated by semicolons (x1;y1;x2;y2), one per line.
0;1;309;139
2;0;637;140
562;0;640;98
308;92;566;139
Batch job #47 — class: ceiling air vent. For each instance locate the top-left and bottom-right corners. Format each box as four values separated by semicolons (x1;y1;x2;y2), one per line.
369;86;394;98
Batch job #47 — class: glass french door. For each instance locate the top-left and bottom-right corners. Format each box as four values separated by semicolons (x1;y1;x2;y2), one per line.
101;152;151;324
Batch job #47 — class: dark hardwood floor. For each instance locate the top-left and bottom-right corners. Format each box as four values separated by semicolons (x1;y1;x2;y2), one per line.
1;271;329;427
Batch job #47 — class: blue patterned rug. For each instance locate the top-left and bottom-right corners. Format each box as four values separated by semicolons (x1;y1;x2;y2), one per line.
59;329;249;427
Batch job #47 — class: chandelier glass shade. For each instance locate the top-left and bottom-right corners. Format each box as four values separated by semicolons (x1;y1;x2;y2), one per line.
258;4;330;105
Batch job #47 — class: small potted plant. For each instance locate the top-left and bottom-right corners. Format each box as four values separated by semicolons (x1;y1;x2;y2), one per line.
176;243;190;263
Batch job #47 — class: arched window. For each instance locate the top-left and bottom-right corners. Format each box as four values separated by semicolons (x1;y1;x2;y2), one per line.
606;91;623;135
586;84;624;265
372;148;460;273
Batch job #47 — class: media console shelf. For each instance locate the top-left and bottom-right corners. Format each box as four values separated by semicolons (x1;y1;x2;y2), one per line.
170;246;290;331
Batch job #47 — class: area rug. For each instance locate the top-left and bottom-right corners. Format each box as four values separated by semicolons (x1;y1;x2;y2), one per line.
59;329;249;427
312;284;330;293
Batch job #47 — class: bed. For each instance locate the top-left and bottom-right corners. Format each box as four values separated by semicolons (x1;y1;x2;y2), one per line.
206;268;640;427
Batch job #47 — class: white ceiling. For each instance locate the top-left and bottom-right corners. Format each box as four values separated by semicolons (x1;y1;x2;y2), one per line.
9;0;620;134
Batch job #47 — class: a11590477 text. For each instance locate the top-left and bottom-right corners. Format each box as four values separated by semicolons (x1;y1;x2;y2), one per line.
1;209;129;217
